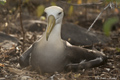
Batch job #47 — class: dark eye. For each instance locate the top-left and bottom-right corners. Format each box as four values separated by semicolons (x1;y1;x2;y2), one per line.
58;12;62;15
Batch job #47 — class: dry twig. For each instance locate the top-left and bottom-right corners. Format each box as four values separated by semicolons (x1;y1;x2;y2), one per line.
19;0;25;52
87;2;116;31
87;3;111;31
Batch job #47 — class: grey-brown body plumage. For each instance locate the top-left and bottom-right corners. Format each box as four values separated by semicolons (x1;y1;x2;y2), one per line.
19;6;107;73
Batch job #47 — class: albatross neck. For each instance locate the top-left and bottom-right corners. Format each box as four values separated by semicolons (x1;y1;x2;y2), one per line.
44;22;62;42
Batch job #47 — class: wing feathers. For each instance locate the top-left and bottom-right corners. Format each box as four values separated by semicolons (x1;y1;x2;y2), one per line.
66;41;107;70
19;45;33;67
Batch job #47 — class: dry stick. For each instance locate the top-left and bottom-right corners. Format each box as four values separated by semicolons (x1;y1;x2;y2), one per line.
61;1;113;32
87;3;111;31
19;0;25;52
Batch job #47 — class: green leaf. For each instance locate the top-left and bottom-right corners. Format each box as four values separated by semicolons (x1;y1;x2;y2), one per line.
68;5;74;16
116;47;120;52
103;17;119;36
0;2;4;5
67;0;72;3
0;0;6;5
51;1;56;6
24;0;30;3
36;5;45;17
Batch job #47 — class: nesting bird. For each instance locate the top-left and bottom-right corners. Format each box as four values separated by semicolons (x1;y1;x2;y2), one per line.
19;6;107;73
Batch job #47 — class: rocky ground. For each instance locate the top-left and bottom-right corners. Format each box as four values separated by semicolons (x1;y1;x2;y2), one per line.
0;0;120;80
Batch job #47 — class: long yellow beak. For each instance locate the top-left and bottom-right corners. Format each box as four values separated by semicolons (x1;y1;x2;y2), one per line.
46;15;55;41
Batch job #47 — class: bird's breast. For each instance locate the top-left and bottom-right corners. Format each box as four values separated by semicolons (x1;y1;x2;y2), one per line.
30;40;68;73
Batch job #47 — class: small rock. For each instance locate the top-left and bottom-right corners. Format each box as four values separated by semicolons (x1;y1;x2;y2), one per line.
20;76;32;80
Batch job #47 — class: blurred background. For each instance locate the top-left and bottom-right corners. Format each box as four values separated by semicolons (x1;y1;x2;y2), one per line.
0;0;120;33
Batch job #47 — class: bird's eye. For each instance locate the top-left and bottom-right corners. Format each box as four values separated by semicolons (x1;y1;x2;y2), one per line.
58;12;62;15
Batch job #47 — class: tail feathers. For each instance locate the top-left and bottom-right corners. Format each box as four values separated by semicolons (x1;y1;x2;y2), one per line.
19;55;30;68
66;56;107;70
78;56;107;69
19;45;33;68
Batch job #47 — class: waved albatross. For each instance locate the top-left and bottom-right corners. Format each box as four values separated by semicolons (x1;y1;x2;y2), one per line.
19;6;107;73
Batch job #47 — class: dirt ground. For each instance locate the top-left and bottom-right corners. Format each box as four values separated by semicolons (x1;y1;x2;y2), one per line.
0;0;120;80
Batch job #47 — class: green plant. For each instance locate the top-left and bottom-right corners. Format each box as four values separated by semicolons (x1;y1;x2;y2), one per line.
36;5;45;17
0;0;6;5
103;17;119;36
116;47;120;52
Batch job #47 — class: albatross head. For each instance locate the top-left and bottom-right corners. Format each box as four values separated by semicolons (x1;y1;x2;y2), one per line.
44;6;64;41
